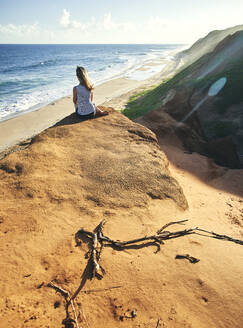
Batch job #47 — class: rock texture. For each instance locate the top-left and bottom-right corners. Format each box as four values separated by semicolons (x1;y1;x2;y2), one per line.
0;108;188;326
0;108;242;328
0;108;187;212
144;30;243;168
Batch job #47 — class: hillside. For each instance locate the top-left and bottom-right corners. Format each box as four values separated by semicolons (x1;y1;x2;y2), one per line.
177;24;243;67
123;30;243;169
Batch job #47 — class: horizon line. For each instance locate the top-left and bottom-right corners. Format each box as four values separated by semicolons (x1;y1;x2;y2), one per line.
0;42;187;46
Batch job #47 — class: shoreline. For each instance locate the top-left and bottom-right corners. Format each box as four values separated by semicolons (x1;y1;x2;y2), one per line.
0;48;182;153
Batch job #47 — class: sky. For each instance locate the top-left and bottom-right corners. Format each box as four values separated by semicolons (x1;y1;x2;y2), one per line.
0;0;242;45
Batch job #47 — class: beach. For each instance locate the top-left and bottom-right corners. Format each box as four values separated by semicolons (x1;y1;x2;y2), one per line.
0;48;181;153
0;45;242;328
1;0;243;324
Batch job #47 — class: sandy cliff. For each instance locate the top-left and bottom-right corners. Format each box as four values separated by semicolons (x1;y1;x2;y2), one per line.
0;108;189;327
123;30;243;169
0;107;242;327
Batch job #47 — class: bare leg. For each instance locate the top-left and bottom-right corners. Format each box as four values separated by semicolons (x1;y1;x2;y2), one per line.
95;106;109;117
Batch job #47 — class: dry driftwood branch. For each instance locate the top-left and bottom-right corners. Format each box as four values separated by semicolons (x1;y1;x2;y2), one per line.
195;228;243;245
92;219;194;252
74;218;243;295
77;219;106;279
45;219;243;328
76;219;243;270
175;254;200;264
95;219;106;262
157;219;188;234
156;318;161;328
82;285;122;294
61;221;108;327
47;282;81;328
47;282;69;299
70;300;80;328
99;219;242;248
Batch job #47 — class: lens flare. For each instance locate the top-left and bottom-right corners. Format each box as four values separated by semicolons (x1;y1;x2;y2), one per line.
208;77;227;96
178;77;227;126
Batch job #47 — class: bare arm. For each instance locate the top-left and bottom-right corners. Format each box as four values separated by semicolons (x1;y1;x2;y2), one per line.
73;87;77;106
91;90;94;102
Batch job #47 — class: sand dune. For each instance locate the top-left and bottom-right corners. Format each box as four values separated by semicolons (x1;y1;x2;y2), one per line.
0;106;242;328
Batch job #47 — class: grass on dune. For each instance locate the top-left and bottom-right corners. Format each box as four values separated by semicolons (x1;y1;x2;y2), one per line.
121;56;208;120
122;52;243;120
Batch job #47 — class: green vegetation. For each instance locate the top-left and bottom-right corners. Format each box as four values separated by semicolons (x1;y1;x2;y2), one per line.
122;34;243;121
122;83;166;119
122;55;209;119
128;86;157;102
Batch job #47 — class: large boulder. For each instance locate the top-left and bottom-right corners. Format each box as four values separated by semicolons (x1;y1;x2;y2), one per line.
0;107;187;214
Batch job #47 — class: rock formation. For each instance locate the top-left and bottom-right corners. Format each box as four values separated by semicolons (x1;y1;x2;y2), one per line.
133;29;243;168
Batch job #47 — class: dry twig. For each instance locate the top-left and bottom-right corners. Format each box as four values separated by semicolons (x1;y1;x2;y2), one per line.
195;228;243;245
156;318;161;328
77;219;195;256
47;282;81;328
175;254;200;263
45;218;243;327
82;285;122;294
47;282;69;299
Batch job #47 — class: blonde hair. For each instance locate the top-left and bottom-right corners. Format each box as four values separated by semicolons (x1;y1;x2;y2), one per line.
76;66;94;91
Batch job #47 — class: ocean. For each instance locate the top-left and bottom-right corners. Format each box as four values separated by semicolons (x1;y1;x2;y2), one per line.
0;44;181;121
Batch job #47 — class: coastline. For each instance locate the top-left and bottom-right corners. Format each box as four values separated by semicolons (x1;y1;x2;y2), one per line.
1;43;243;327
0;48;182;153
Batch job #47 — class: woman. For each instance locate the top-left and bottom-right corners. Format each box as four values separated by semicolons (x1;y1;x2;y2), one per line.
73;66;108;119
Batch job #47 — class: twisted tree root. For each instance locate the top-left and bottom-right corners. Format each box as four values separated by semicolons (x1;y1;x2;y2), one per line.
46;219;242;327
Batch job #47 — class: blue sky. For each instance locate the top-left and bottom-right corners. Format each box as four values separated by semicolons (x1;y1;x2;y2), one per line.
0;0;242;44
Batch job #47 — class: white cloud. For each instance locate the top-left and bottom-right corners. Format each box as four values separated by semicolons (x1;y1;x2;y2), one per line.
60;9;70;27
102;14;136;32
71;17;96;31
57;14;156;39
0;22;56;43
2;9;238;44
59;11;135;34
0;22;39;35
71;20;83;29
59;9;97;32
103;13;114;30
0;16;190;44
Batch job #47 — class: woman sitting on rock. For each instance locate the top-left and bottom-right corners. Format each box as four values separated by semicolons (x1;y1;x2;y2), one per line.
73;66;108;119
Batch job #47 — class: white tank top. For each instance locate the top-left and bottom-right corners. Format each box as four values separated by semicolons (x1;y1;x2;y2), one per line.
75;84;95;115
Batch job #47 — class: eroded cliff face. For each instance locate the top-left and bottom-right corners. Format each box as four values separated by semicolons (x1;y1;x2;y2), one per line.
143;31;243;168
